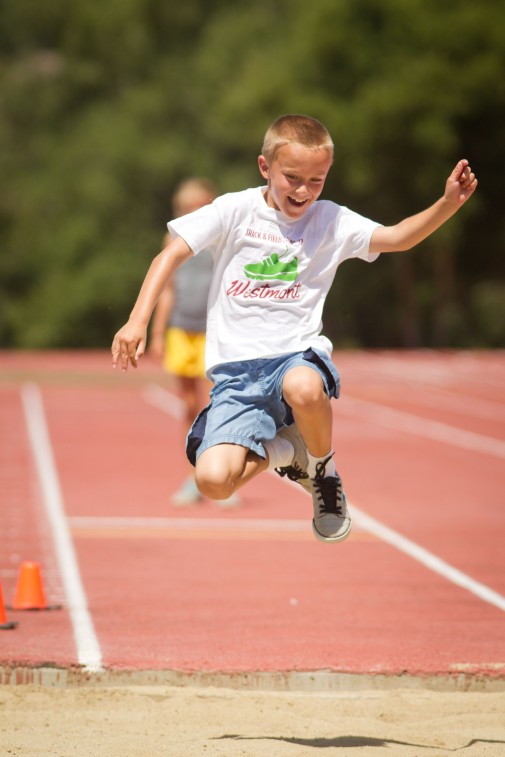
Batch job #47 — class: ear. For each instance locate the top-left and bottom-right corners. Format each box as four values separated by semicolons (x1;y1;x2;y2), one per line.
258;155;269;180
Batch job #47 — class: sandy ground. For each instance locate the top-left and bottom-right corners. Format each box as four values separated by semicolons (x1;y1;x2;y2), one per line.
1;685;505;756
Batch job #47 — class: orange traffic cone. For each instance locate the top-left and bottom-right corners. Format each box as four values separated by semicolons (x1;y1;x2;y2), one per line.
0;581;18;629
10;561;61;611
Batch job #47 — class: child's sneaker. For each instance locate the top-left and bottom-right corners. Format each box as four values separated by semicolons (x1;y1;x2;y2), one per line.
274;424;311;491
171;477;202;506
310;456;351;543
274;428;351;543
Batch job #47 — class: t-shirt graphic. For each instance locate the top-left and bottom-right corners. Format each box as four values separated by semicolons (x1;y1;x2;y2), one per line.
244;247;298;282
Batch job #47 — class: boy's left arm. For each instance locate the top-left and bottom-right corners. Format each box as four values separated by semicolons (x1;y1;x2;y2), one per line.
369;159;477;254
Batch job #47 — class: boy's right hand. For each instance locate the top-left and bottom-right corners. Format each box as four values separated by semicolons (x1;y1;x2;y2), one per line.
111;322;147;371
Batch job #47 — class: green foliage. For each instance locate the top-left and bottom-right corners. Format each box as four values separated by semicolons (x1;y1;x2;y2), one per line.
471;282;505;347
0;0;504;348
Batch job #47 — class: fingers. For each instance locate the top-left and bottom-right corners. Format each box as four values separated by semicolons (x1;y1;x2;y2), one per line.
457;161;478;200
460;165;477;190
111;332;142;371
127;342;137;369
111;336;120;369
446;159;477;204
135;340;145;363
454;159;476;187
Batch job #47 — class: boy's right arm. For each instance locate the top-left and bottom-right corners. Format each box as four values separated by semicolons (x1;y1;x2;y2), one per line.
111;236;192;372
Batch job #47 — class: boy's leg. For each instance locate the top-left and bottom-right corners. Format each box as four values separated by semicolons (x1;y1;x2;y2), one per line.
281;366;333;458
183;375;242;508
189;352;341;510
188;355;294;501
281;365;350;543
195;442;268;501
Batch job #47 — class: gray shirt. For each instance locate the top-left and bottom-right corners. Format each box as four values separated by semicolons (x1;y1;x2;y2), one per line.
169;249;214;333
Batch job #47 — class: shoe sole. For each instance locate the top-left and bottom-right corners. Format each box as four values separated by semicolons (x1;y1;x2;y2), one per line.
312;519;352;543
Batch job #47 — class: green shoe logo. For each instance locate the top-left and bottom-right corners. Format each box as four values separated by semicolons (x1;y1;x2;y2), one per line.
244;249;299;282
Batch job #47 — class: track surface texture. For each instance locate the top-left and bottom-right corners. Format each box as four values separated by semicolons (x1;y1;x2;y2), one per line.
1;350;504;691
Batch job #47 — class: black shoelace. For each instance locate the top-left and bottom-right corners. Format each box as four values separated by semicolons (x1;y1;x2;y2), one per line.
275;463;309;482
313;461;344;517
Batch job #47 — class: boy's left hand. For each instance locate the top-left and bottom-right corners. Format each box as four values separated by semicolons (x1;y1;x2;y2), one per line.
445;159;477;206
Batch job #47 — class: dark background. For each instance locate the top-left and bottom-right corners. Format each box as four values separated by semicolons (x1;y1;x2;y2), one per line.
1;0;504;349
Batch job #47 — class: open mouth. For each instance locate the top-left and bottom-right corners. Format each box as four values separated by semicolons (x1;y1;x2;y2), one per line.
287;196;307;208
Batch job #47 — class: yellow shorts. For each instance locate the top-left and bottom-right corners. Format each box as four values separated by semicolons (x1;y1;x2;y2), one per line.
163;327;206;379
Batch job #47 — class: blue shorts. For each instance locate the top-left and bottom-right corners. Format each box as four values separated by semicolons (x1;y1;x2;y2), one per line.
186;348;340;465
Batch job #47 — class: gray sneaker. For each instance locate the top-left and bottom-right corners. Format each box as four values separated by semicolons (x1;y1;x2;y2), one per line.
274;424;311;492
311;456;351;543
171;477;203;507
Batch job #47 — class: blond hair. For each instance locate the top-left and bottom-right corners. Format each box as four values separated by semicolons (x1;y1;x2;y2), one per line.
261;114;334;163
172;177;218;217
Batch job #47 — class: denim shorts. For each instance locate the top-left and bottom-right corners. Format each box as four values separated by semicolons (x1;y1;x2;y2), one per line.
186;347;340;465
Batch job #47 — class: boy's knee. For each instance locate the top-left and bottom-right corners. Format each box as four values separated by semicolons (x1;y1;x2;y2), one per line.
197;481;232;500
283;367;325;411
195;453;235;500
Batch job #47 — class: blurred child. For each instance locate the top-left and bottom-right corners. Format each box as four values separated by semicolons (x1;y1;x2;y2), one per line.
149;178;239;507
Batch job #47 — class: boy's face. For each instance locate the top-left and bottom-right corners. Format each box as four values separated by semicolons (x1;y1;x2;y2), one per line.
258;143;333;219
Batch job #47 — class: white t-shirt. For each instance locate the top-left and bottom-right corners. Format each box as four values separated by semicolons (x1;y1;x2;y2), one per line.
168;186;381;373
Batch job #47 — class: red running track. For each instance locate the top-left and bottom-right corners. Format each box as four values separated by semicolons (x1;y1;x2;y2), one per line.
1;350;504;684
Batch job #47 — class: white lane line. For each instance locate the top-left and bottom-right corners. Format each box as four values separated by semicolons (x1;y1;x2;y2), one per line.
355;382;505;422
21;383;103;673
143;382;505;613
70;516;310;532
142;382;184;419
351;504;505;613
146;380;505;458
351;352;505;391
414;390;505;423
339;395;505;460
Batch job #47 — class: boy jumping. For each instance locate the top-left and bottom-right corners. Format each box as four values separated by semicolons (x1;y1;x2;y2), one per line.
112;114;477;543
